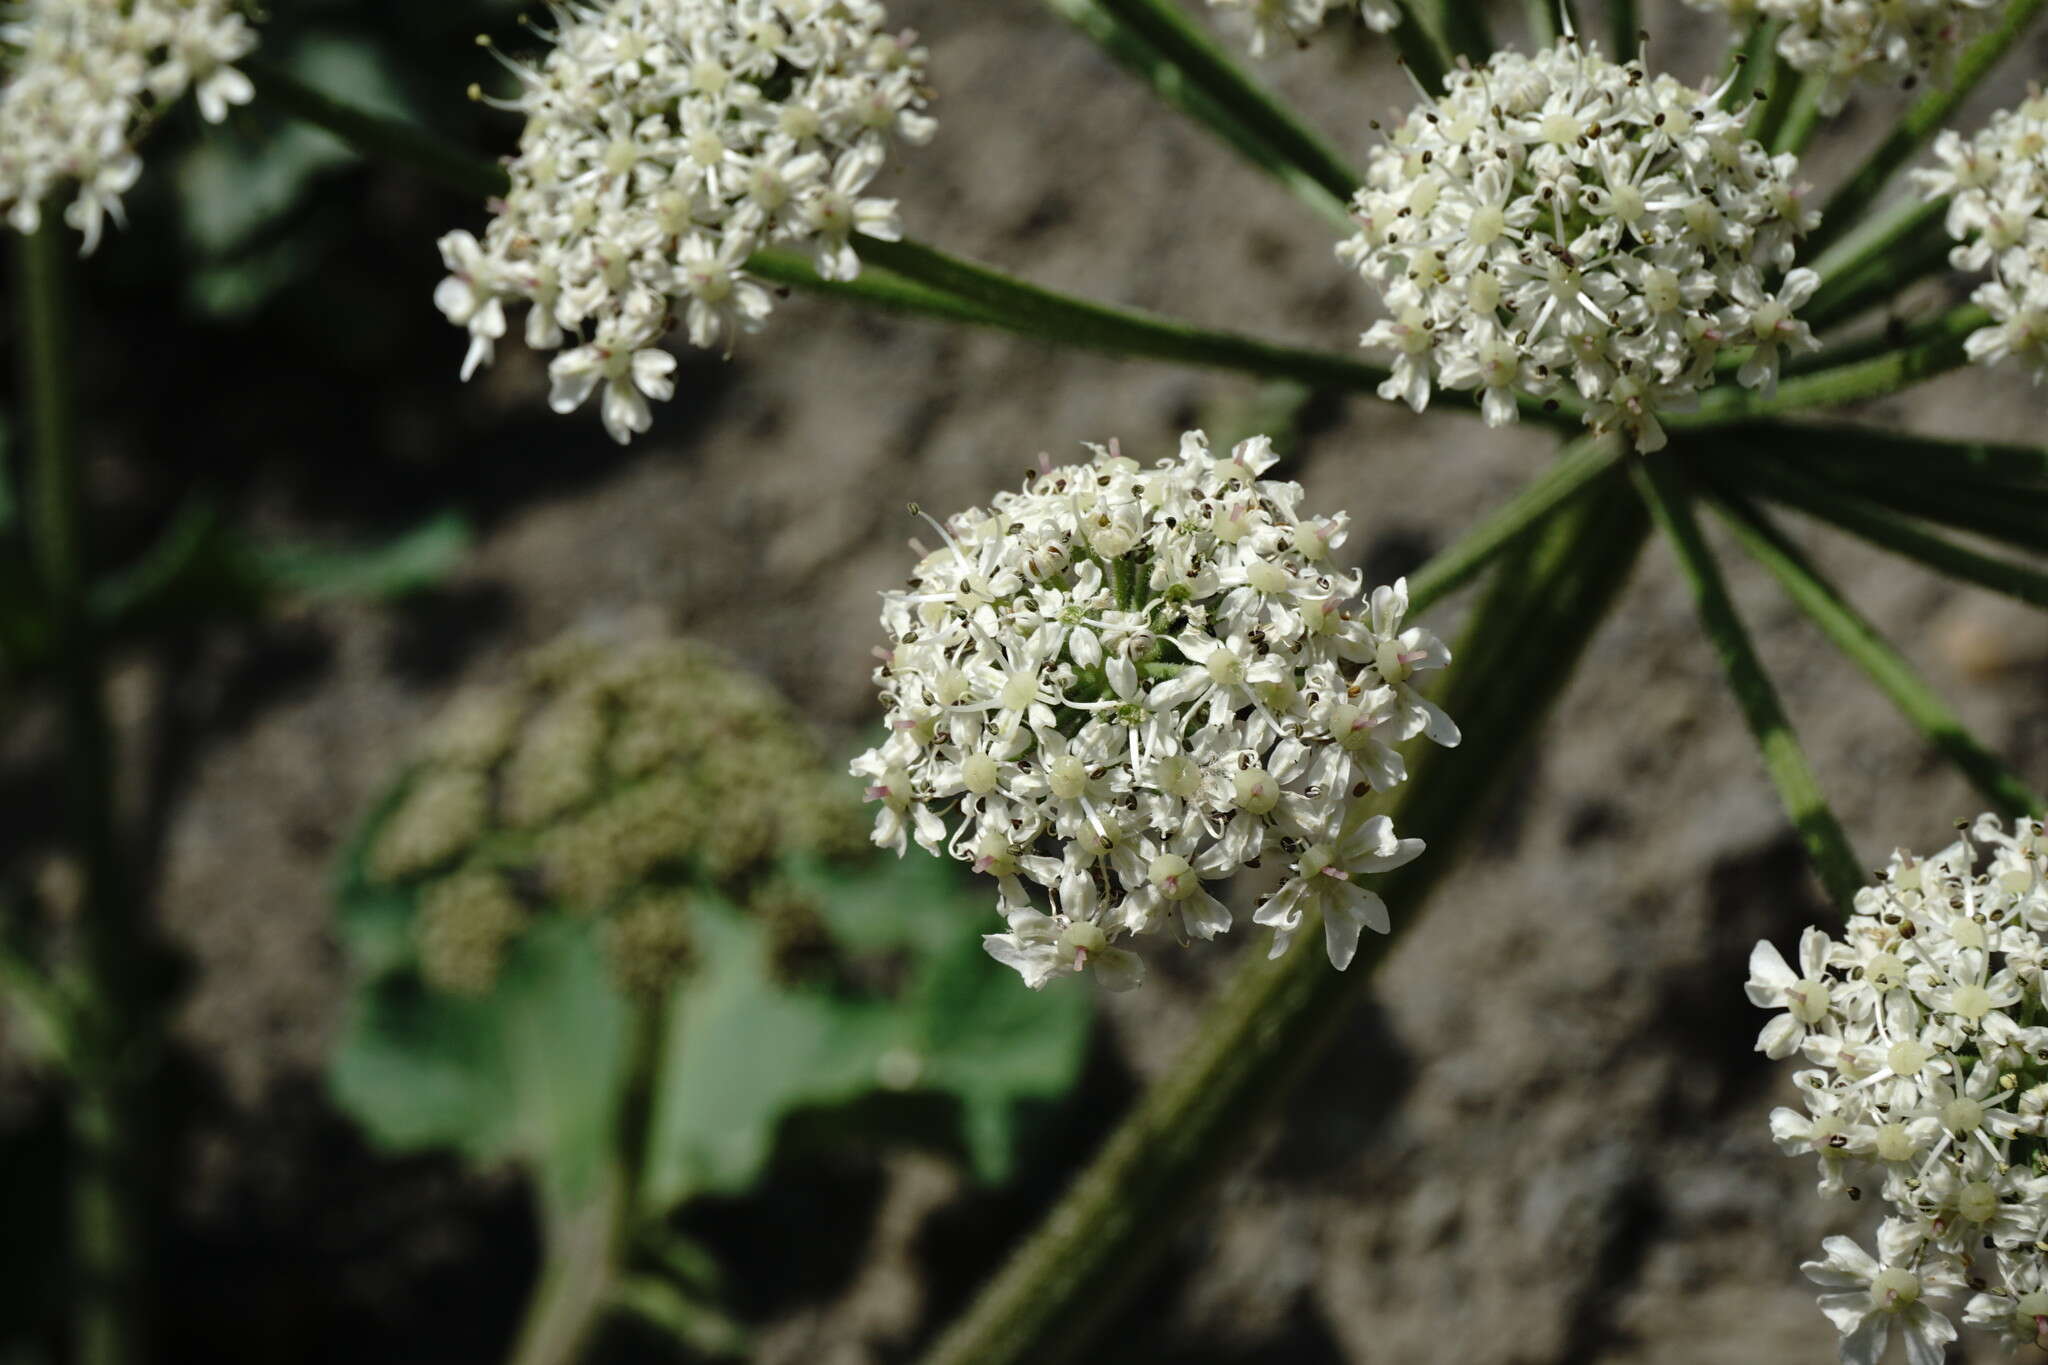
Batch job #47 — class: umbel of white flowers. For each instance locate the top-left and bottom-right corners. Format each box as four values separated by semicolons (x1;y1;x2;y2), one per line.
851;430;1459;992
1204;0;1399;57
1681;0;2001;113
1748;815;2048;1365
1340;37;1821;453
1915;92;2048;386
434;0;934;445
0;0;256;253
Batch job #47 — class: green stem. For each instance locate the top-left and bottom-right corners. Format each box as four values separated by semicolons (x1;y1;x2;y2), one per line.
1608;0;1640;61
915;472;1651;1365
1632;451;1864;908
1387;6;1452;98
505;1180;624;1365
1090;0;1363;203
832;237;1587;427
1041;0;1353;229
1769;70;1827;157
16;219;144;1365
244;56;507;201
1808;0;2048;258
1744;42;1799;147
1722;20;1780;112
245;68;1584;431
1722;437;2048;555
1737;462;2048;611
1678;303;1982;427
1526;0;1558;46
1405;434;1623;605
1706;491;2043;819
1803;196;1952;332
1407;0;1493;64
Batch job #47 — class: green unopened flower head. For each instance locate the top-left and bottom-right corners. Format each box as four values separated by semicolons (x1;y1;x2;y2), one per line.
366;630;863;998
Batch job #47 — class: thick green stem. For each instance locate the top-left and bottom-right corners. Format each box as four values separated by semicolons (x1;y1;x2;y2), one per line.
916;473;1651;1365
506;1180;623;1365
1633;451;1864;908
1706;492;2043;819
1808;0;2048;258
16;220;144;1365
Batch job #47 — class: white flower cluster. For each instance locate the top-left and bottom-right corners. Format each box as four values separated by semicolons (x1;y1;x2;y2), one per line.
0;0;256;253
1682;0;1998;114
1204;0;1399;58
1914;93;2048;386
1748;815;2048;1365
851;430;1459;992
1339;39;1822;453
434;0;934;445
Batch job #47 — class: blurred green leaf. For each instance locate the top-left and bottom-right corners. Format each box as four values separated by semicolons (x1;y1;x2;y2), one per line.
173;33;421;316
330;915;633;1206
248;512;471;600
640;852;1092;1211
90;506;470;633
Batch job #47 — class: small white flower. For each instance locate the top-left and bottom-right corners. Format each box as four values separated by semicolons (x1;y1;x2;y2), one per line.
546;319;678;446
1803;1222;1963;1365
1916;94;2048;386
1754;816;2048;1361
436;0;933;442
1684;0;2002;113
1341;39;1820;451
853;432;1455;988
0;0;260;253
1205;0;1398;56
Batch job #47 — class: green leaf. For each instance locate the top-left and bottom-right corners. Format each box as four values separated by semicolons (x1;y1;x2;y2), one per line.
639;854;1092;1210
249;512;473;600
86;507;472;649
329;916;634;1206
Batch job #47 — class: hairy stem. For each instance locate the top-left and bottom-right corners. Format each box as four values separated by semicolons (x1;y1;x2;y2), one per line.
16;218;145;1365
916;472;1651;1365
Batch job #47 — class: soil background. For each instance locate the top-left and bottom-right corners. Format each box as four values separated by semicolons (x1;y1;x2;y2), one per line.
5;1;2048;1362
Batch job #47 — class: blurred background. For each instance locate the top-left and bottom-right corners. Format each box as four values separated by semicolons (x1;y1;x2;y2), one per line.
2;0;2047;1361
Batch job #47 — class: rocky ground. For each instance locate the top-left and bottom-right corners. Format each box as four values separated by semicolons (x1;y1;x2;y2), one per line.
8;0;2048;1361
